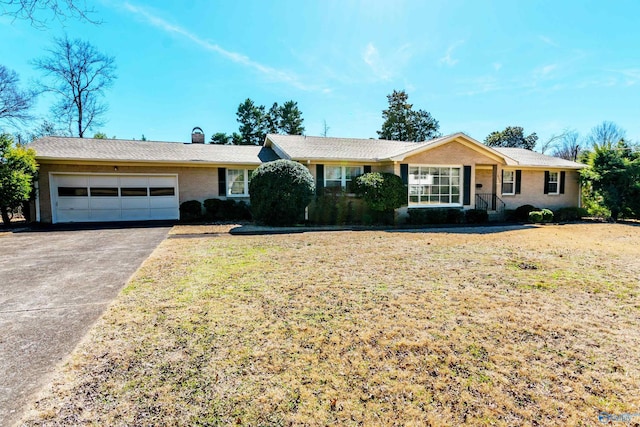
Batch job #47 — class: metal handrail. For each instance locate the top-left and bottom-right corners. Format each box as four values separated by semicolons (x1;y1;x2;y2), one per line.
475;193;506;215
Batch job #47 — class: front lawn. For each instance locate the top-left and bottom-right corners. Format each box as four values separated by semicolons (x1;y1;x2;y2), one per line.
23;224;640;426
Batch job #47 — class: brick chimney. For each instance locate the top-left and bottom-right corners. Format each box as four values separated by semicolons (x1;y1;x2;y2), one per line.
191;127;205;144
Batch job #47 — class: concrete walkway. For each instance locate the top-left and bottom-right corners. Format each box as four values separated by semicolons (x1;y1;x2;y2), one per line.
0;226;169;427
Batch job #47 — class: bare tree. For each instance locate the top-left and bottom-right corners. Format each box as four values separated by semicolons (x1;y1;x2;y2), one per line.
0;65;33;127
0;0;98;26
321;119;330;137
539;129;571;154
33;35;116;138
586;121;626;148
552;130;581;161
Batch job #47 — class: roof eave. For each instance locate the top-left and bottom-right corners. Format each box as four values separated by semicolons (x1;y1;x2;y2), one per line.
34;156;264;166
264;136;291;160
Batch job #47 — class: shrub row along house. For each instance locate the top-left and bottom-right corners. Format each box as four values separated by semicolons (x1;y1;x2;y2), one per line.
28;131;584;224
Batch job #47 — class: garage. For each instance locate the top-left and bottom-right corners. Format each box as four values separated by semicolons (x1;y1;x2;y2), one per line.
50;173;179;223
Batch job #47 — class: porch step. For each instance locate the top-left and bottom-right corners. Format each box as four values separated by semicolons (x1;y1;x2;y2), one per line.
487;210;504;221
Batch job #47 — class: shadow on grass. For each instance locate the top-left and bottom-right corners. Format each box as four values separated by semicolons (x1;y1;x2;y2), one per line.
228;223;542;236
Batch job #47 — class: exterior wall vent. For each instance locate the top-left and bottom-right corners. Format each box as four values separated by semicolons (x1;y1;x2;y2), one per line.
191;127;205;144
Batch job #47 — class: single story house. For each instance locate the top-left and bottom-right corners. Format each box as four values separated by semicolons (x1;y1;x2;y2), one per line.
28;132;584;224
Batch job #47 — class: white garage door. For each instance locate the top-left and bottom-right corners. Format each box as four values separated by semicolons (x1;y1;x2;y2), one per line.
51;174;179;223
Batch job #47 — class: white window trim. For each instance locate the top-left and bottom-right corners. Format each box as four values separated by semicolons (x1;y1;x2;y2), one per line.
324;165;362;190
502;170;515;196
408;164;463;207
227;169;252;197
547;171;560;195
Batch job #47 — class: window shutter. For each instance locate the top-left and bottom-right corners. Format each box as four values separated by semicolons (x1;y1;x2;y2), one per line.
544;171;550;194
316;164;324;195
218;168;226;197
463;165;472;205
560;171;566;194
400;164;409;185
363;165;372;174
515;170;522;194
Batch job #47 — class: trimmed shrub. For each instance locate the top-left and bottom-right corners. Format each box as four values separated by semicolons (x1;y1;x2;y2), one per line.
504;209;516;222
408;208;464;225
528;210;543;223
541;208;554;223
515;204;539;222
465;209;489;224
553;207;588;222
179;200;203;222
249;159;315;226
354;172;407;213
204;198;251;221
310;192;357;225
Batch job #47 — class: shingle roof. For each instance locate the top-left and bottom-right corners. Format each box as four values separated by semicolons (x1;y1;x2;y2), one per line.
266;133;451;161
492;147;585;169
29;135;586;170
29;136;279;165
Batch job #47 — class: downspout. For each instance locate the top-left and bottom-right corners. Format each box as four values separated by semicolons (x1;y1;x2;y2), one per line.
35;181;41;222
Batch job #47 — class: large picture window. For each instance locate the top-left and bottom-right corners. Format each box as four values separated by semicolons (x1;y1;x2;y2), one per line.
227;169;253;196
325;166;362;189
409;166;461;206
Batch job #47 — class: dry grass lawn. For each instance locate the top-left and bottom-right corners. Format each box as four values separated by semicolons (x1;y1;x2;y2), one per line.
21;223;640;426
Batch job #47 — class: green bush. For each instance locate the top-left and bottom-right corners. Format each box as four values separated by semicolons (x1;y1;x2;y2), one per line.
179;200;203;222
528;210;543;223
553;207;588;222
504;209;516;222
408;208;464;225
515;204;539;222
465;209;489;224
204;198;251;221
249;159;315;226
541;208;554;223
354;172;407;213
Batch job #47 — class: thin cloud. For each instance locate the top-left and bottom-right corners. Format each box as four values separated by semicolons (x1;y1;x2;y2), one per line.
538;35;559;47
611;68;640;86
122;2;318;91
493;62;503;71
538;64;558;76
439;40;464;66
362;42;391;80
361;42;413;82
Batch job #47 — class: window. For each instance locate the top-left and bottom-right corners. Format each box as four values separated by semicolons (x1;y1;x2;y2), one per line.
90;187;118;197
227;169;253;196
547;171;559;194
150;187;175;196
408;166;461;206
325;166;362;189
121;187;148;197
502;170;515;195
58;187;88;197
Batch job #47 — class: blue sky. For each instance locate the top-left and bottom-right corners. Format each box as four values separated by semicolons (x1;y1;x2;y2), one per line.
2;0;639;148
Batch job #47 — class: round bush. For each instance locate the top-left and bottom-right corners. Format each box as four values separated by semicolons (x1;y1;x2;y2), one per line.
249;159;315;226
179;200;203;222
528;210;543;223
541;208;554;223
515;204;539;222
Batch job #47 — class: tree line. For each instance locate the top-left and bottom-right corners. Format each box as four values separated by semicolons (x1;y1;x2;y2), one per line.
211;99;305;145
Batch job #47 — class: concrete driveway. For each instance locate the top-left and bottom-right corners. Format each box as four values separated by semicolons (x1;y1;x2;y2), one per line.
0;226;170;426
